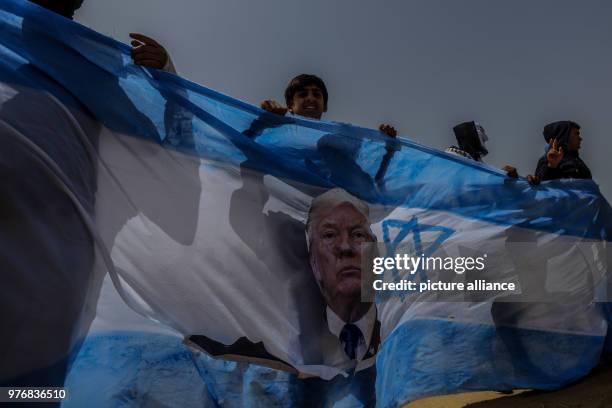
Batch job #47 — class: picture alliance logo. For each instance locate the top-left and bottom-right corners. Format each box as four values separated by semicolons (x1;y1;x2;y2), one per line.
372;254;488;275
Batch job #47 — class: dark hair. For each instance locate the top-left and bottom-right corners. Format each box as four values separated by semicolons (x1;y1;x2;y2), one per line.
542;120;581;147
284;74;328;109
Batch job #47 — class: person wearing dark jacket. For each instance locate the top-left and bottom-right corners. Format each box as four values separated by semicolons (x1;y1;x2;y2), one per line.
446;121;490;162
446;121;539;182
535;121;591;181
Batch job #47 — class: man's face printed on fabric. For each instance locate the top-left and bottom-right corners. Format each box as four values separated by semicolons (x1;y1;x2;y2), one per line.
309;202;374;303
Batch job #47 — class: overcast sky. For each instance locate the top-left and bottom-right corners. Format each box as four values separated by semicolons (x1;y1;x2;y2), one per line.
77;0;612;199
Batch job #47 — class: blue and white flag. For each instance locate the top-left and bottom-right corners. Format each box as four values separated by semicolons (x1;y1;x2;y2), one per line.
1;1;611;407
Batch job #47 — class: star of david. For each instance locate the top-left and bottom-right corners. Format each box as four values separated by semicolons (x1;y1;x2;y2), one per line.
376;216;455;301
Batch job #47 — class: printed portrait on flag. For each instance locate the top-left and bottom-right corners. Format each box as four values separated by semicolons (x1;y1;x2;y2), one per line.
187;186;380;375
306;188;380;366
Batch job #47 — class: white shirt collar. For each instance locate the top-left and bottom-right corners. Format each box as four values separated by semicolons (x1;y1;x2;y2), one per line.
326;305;376;360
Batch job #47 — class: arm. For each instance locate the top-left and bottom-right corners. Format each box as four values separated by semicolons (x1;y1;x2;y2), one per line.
260;100;288;116
535;138;564;181
502;165;518;179
375;125;400;186
503;165;539;185
129;33;175;73
129;34;192;146
535;155;562;181
378;124;397;137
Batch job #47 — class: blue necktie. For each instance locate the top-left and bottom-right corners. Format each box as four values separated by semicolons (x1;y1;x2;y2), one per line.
339;323;364;360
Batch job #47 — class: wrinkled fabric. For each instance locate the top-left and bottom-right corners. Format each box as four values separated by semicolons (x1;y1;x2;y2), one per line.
0;1;611;407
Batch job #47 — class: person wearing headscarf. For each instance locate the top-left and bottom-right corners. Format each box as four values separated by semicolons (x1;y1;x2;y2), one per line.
534;120;591;181
446;121;528;180
446;121;490;162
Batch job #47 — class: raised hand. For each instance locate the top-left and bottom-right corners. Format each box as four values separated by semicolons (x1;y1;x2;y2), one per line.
527;175;540;185
502;165;519;179
130;33;169;69
379;124;397;137
260;100;288;116
546;138;564;168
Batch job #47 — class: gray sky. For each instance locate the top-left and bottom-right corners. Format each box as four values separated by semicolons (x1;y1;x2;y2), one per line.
78;0;612;199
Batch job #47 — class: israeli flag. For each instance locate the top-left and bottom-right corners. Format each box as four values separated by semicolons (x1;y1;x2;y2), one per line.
1;1;610;406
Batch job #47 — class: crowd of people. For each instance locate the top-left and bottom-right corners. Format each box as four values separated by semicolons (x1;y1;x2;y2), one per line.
257;72;591;186
6;0;600;397
28;0;594;189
